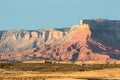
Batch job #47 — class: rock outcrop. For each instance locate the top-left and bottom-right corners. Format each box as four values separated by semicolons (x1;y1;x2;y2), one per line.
37;23;110;61
0;19;120;61
0;29;67;54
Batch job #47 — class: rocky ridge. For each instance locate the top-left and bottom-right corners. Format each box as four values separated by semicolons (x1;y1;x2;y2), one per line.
0;19;120;61
0;29;67;54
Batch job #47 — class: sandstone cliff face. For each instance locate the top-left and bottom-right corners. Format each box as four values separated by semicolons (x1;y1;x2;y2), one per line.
83;19;120;46
0;19;120;61
36;19;120;61
0;29;66;54
40;23;110;61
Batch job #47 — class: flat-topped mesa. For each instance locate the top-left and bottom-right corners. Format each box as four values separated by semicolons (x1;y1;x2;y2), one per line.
1;19;120;61
0;29;66;54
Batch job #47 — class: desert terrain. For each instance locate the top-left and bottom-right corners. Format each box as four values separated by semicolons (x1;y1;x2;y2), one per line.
0;62;120;80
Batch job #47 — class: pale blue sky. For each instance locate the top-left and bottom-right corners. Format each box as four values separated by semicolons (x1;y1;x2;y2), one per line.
0;0;120;30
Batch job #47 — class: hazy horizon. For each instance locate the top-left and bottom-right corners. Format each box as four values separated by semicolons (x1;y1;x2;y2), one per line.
0;0;120;30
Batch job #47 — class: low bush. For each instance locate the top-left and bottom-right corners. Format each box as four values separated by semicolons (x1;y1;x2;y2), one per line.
0;63;120;72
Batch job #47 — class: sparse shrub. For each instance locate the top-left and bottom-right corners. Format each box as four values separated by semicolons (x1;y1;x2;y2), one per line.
0;63;14;68
0;63;120;72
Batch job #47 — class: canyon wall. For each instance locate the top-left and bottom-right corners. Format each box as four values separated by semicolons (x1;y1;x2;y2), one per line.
0;29;67;54
0;19;120;61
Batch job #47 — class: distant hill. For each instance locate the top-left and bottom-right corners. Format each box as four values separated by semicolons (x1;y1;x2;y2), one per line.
0;19;120;61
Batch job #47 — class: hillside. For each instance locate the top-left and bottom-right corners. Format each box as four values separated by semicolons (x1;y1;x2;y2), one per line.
0;19;120;61
0;29;68;53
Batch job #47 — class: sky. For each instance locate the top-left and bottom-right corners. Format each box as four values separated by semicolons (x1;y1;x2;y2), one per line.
0;0;120;30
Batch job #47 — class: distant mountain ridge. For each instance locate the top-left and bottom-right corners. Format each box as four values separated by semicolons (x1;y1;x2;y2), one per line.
0;19;120;61
0;28;68;53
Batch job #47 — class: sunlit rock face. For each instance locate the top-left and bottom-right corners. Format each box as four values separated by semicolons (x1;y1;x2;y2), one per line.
0;19;120;61
0;29;67;54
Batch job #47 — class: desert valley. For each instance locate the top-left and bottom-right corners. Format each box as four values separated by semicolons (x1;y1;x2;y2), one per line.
0;19;120;80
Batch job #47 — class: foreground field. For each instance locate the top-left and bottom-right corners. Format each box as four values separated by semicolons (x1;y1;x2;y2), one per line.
0;68;120;80
0;63;120;80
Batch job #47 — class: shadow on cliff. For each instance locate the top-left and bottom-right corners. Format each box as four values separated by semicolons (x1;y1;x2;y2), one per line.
32;41;37;48
108;53;120;60
85;20;120;60
71;51;79;63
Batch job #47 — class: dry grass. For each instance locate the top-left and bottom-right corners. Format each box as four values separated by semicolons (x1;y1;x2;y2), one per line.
0;62;120;80
23;60;120;65
0;68;120;79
